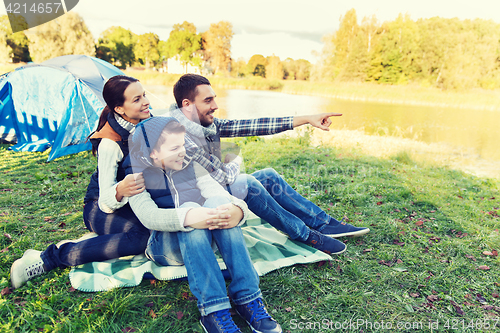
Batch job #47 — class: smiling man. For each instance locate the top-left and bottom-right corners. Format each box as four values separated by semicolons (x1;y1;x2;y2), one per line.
169;74;370;255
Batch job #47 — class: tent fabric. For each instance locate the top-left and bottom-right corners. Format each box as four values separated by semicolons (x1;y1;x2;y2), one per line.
0;82;17;142
41;55;123;104
0;55;124;161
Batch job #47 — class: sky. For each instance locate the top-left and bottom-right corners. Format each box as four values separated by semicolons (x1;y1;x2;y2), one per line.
2;0;500;64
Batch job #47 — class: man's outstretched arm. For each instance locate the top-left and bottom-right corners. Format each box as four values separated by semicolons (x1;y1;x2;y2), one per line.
292;113;342;131
217;113;342;137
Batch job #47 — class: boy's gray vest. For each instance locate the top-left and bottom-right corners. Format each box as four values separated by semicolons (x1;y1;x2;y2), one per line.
141;163;204;209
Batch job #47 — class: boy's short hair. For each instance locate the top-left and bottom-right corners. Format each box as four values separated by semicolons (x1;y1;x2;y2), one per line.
154;121;186;151
173;74;211;108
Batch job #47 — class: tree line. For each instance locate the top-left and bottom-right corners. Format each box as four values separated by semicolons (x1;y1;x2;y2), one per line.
1;10;499;89
0;13;311;81
316;9;500;90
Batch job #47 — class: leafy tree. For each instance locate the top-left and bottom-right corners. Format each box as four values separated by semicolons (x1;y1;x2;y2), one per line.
157;40;168;61
253;64;265;77
0;15;30;63
247;54;267;77
472;19;500;89
283;58;311;80
282;58;296;80
135;32;160;69
265;55;284;80
26;12;94;63
163;21;202;71
319;8;359;80
7;31;30;62
295;59;311;80
339;15;380;81
0;16;11;63
202;21;234;74
367;14;420;84
317;9;500;89
230;57;249;77
332;9;359;77
432;18;500;90
96;26;136;69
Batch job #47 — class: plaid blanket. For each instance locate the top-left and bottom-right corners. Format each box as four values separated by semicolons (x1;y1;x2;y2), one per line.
69;214;332;292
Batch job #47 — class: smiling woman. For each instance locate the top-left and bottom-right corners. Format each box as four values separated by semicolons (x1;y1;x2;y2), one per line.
114;81;151;124
10;75;152;289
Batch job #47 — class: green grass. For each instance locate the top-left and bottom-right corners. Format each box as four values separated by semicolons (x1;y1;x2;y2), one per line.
0;136;499;332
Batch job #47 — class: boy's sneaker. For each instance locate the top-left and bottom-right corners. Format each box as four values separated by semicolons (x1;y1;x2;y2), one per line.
320;218;370;238
10;249;46;289
235;298;282;333
306;229;346;255
200;308;242;333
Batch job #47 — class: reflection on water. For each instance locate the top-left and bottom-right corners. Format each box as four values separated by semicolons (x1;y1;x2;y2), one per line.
145;85;500;174
223;89;327;119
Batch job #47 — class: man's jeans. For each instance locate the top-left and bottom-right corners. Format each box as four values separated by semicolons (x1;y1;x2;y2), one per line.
228;168;332;241
145;196;261;316
41;201;150;271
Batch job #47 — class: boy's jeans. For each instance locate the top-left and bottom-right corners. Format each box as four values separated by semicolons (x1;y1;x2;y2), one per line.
145;196;261;316
227;168;332;242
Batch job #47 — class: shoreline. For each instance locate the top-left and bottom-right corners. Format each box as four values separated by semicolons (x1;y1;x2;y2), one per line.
268;128;500;180
1;64;498;110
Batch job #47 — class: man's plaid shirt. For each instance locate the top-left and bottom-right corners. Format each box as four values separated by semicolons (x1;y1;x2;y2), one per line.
185;116;294;185
215;117;294;138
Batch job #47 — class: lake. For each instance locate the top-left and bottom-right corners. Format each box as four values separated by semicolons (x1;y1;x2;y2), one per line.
145;85;500;177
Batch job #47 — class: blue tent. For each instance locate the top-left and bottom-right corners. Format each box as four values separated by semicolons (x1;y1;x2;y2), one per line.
0;55;124;161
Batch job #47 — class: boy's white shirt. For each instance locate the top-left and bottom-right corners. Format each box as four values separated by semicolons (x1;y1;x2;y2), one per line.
129;161;249;232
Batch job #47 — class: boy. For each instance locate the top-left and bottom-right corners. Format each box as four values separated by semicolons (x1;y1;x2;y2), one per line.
124;116;282;333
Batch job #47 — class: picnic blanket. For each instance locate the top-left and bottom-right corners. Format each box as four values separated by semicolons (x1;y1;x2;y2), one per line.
69;214;332;292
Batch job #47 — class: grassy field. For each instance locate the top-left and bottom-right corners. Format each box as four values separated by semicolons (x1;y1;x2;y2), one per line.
0;133;499;332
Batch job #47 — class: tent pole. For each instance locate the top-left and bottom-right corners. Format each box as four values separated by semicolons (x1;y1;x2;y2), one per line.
75;79;95;134
143;88;169;109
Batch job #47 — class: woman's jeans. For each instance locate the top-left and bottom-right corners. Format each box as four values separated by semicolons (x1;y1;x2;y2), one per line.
40;201;150;271
228;168;332;241
145;196;261;316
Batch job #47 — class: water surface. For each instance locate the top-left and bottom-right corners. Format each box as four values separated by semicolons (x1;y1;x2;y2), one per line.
145;85;500;163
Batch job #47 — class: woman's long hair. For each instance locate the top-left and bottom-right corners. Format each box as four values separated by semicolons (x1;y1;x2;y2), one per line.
89;75;139;155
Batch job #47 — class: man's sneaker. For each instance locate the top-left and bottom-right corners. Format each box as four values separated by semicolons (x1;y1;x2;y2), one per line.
320;217;370;238
235;298;282;333
200;308;242;333
10;249;46;289
306;229;346;255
